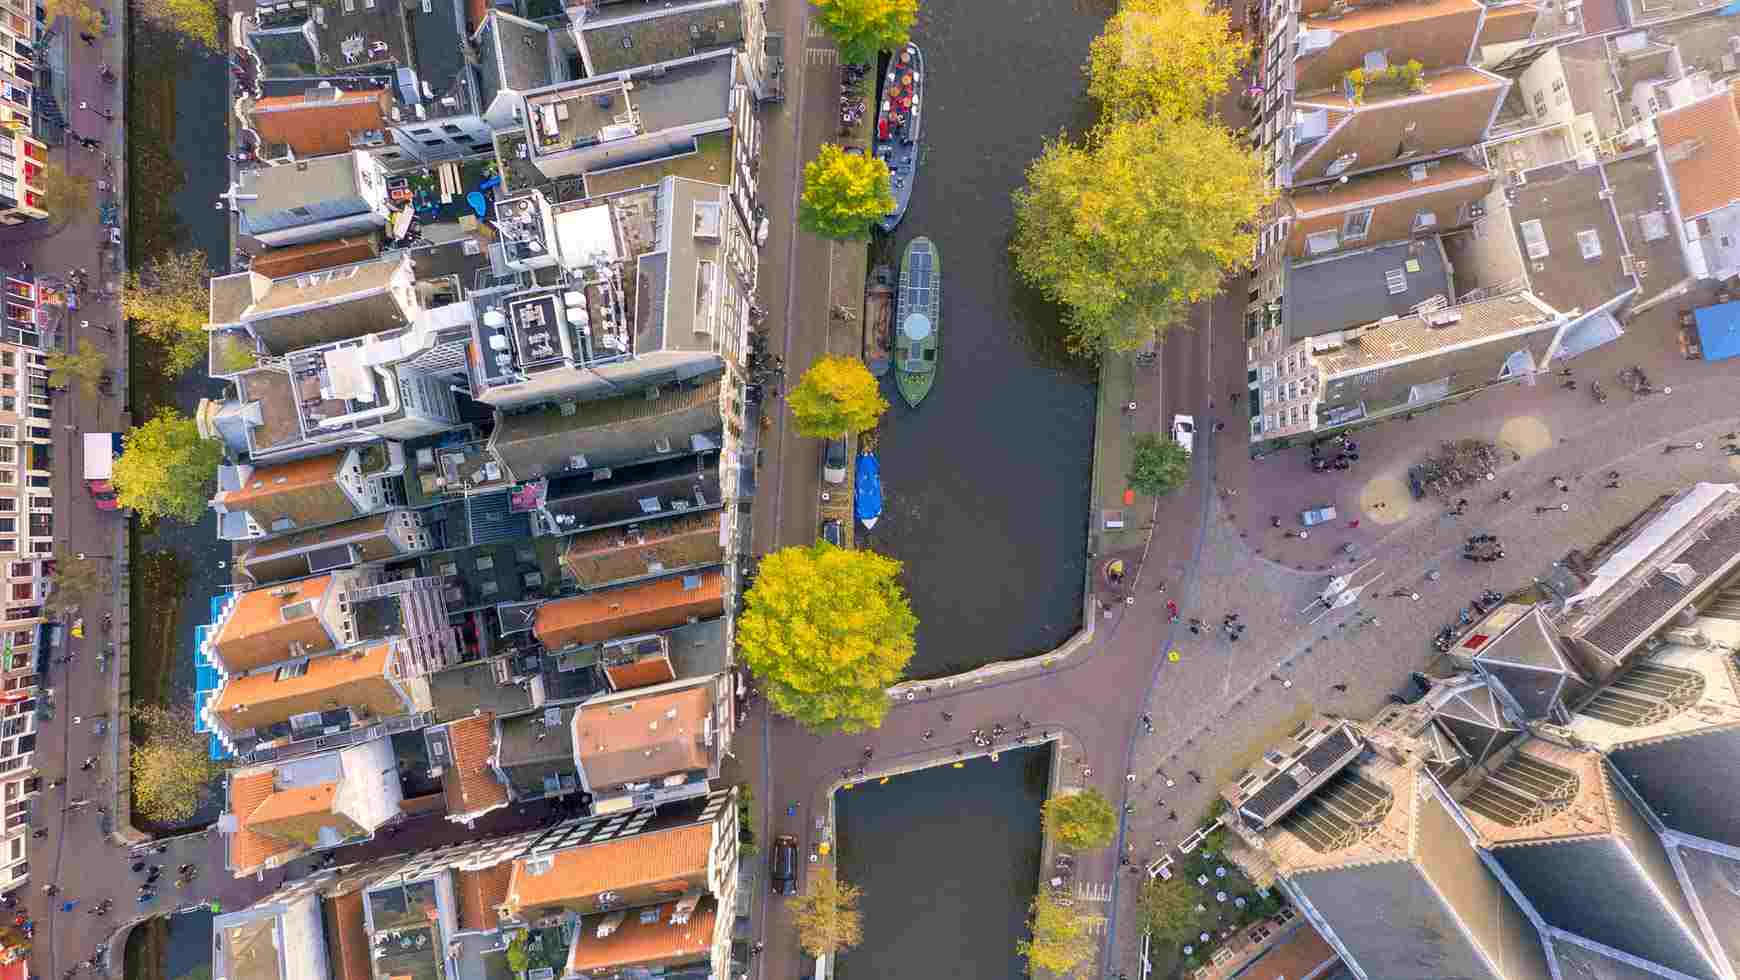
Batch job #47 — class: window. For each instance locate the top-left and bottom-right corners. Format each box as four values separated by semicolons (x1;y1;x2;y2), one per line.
288;206;313;218
25;427;44;442
274;660;309;681
1342;209;1374;241
441;124;462;134
1576;228;1602;260
525;856;553;876
1325;152;1357;177
0;354;11;368
1413;209;1437;231
8;585;25;601
1305;229;1339;254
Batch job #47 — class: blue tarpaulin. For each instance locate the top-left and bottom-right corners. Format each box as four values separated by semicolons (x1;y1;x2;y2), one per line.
1694;302;1740;361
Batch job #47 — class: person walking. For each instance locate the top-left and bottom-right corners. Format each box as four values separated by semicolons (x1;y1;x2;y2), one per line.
79;32;95;45
1331;683;1349;693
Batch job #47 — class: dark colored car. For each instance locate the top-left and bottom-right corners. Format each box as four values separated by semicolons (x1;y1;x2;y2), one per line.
771;834;799;895
823;437;848;484
820;519;843;547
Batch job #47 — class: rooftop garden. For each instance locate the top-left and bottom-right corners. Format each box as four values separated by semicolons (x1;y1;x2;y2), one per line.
1343;59;1424;103
1139;814;1288;976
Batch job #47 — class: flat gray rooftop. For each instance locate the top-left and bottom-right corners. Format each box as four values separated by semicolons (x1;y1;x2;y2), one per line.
1283;241;1451;341
1508;160;1635;315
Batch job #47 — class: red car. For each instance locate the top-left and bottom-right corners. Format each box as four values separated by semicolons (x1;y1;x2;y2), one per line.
87;480;119;511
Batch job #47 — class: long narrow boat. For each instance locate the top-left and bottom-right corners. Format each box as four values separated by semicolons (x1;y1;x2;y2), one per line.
864;265;893;376
873;44;923;233
855;451;882;530
894;236;940;407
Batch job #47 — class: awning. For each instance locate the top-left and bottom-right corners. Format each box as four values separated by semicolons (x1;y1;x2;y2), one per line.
1693;301;1740;361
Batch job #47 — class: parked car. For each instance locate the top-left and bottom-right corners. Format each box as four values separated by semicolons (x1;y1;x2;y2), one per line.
822;437;848;484
1171;415;1196;455
771;834;799;895
820;519;843;547
1300;505;1338;527
87;479;119;512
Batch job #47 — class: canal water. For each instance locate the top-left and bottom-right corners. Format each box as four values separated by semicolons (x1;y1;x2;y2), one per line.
833;744;1052;980
868;0;1105;679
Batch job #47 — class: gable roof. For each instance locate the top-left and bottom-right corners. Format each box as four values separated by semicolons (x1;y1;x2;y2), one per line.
559;509;724;589
564;897;718;974
1286;156;1493;257
488;379;723;481
442;712;510;820
572;683;713;790
579;0;743;75
505;822;712;910
228;770;305;875
1290;68;1506;186
243;257;409;354
1658;81;1740;220
215;452;355;534
533;570;724;650
1581;511;1740;661
249;236;379;280
210;643;403;732
322;892;373;980
248;87;390;158
457;862;514;932
211;575;338;673
1292;0;1484;94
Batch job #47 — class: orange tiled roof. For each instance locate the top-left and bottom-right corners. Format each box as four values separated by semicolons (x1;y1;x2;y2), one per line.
603;652;677;691
573;685;712;790
1294;0;1483;93
249;236;379;279
211;574;337;673
246;780;338;826
457;862;514;932
443;713;509;819
227;770;302;875
323;892;373;980
218;454;347;507
506;823;712;910
534;572;725;650
1658;81;1740;220
565;898;718;974
249;89;390;158
210;643;401;732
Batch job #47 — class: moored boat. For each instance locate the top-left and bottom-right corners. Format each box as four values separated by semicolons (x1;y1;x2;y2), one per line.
894;236;940;407
855;451;882;530
864;265;893;377
873;44;923;234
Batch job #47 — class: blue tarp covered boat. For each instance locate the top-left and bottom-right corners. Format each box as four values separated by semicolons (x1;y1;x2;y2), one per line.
855;451;882;530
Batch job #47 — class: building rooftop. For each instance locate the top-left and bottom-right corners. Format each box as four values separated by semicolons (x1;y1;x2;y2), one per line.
1674;844;1740;978
1283;240;1452;341
572;682;714;790
215;452;355;535
236;256;412;354
1604;149;1688;296
1286;67;1506;186
227;769;304;875
559;508;724;590
496;705;580;801
488;377;723;481
564;897;718;974
1290;0;1484;94
237;512;402;586
1658;80;1740;220
214;894;328;980
249;236;380;281
1506;161;1636;314
507;821;712;911
474;12;555;114
247;0;412;78
578;0;743;75
247;86;390;158
523;51;735;165
209;642;404;735
1222;718;1365;830
439;712;509;821
212;575;339;673
427;657;538;721
543;453;722;536
533;570;724;651
1311;291;1559;377
456;862;513;932
237;152;371;237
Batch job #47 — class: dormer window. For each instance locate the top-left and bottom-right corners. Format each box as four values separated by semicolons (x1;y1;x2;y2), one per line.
1325;152;1358;177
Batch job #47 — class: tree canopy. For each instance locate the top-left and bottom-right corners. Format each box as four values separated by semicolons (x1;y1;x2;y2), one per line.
44;0;103;35
45;549;105;613
38;161;90;217
793;863;865;958
1011;116;1271;354
1018;889;1096;979
131;703;224;825
123;249;211;374
1136;876;1202;947
790;355;888;438
799;144;896;241
137;0;218;47
1128;433;1191;496
809;0;917;66
113;409;224;524
46;339;107;397
736;543;917;732
1044;787;1118;850
1086;0;1246;123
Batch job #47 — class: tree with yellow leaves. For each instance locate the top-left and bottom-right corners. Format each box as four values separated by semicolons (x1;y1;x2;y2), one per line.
37;161;89;217
736;543;916;732
799;144;896;241
44;548;105;614
789;354;888;438
810;0;916;66
43;0;103;35
137;0;219;47
1011;115;1271;354
1018;888;1096;978
113;409;225;524
131;703;225;824
123;249;211;374
793;862;864;958
1086;0;1246;123
45;339;108;398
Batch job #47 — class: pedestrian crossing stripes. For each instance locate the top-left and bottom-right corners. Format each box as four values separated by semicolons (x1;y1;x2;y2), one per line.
806;22;829;38
1084;914;1108;936
806;48;838;66
1074;880;1112;903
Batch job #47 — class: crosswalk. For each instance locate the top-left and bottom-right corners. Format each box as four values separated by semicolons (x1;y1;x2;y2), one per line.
805;48;838;66
1074;880;1112;903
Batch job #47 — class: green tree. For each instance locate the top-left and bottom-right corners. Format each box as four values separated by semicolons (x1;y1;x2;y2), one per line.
1086;0;1246;123
737;782;759;857
136;0;218;47
799;144;896;241
736;543;917;732
123;249;211;375
1136;876;1201;946
1011;116;1271;354
45;339;108;397
1018;889;1096;979
1128;433;1191;496
45;549;105;613
131;704;224;824
113;409;224;524
793;862;864;958
809;0;917;66
790;355;888;437
1044;787;1118;850
38;161;89;217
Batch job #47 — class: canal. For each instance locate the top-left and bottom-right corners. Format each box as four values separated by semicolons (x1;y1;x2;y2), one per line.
868;0;1104;679
833;744;1052;980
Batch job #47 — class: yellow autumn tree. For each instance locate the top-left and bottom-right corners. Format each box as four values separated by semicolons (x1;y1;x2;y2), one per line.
793;862;864;958
123;249;211;374
1011;115;1272;354
736;543;916;732
799;144;896;241
45;338;108;397
810;0;917;66
44;549;105;613
131;703;225;824
789;354;888;438
43;0;103;35
137;0;219;47
1086;0;1246;123
113;409;225;524
1018;889;1096;979
37;161;89;217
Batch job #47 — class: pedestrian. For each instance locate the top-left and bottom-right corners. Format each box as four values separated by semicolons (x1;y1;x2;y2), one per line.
1608;470;1620;480
1605;480;1620;489
1168;810;1178;821
30;829;44;839
861;746;873;760
79;32;95;45
1500;489;1514;501
920;729;933;740
1331;683;1348;693
1347;519;1360;529
940;711;953;722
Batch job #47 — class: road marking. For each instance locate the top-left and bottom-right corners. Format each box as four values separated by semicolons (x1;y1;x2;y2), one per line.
1074;880;1113;903
806;48;838;66
806;22;829;38
1084;914;1108;936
